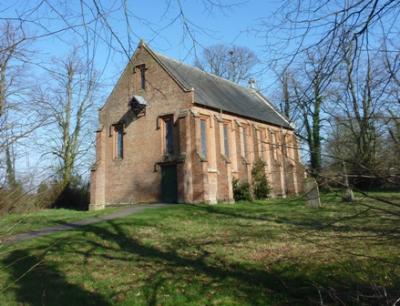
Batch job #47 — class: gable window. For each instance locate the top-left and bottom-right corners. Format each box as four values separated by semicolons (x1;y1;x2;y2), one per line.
200;119;207;159
137;64;146;90
114;125;124;159
223;123;229;158
164;116;174;155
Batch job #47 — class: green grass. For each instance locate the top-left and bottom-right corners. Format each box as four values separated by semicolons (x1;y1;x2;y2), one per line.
0;192;399;305
0;207;116;239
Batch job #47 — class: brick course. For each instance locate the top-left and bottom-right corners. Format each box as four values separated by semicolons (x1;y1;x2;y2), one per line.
90;43;304;209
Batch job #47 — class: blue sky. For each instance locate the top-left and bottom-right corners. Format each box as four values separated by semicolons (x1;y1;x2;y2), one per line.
2;0;397;184
0;0;289;182
21;1;284;94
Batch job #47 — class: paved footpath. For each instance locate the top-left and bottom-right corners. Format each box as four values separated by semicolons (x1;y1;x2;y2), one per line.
2;204;170;245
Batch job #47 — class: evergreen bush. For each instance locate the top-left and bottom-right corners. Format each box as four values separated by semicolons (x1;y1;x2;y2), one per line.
251;159;271;199
232;178;252;201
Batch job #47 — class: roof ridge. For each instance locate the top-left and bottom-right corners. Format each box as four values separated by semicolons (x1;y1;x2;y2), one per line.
141;43;192;92
141;41;291;129
154;51;257;94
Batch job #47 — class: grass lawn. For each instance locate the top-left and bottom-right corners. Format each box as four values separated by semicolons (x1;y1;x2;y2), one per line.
0;192;399;305
0;207;116;239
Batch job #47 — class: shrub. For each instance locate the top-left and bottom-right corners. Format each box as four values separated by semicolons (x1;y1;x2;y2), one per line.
232;178;252;201
36;177;90;210
0;183;34;215
251;159;271;199
35;181;63;209
52;180;90;210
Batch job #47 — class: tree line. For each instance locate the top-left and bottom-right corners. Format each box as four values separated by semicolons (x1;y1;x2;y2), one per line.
0;0;399;215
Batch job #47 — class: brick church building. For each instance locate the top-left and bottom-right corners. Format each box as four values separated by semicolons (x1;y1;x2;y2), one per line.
90;41;304;209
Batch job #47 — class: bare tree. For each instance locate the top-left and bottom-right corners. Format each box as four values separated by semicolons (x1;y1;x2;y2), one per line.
261;0;400;72
195;44;258;84
262;0;400;189
284;49;335;179
327;43;393;185
383;39;400;142
38;51;98;187
0;21;41;189
0;1;240;187
281;71;291;119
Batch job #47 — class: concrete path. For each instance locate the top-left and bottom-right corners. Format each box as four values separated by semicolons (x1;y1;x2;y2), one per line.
2;204;171;245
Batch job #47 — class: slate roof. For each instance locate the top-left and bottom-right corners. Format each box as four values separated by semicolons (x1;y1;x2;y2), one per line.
151;49;291;129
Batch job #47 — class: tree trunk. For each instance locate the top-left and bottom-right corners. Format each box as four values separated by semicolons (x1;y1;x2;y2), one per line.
282;72;290;118
310;80;322;178
5;145;16;188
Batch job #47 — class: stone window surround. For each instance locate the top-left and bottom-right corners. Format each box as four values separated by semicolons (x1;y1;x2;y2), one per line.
239;124;250;160
220;120;231;160
161;114;174;156
194;113;218;172
134;64;147;90
111;123;124;160
199;116;208;161
192;108;298;173
157;113;176;158
270;129;278;161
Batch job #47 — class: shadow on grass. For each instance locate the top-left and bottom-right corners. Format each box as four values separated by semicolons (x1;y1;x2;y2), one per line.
2;199;400;305
73;221;315;305
2;249;110;306
59;218;400;305
189;199;400;242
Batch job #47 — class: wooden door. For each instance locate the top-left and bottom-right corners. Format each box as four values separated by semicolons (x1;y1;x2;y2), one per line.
161;165;177;203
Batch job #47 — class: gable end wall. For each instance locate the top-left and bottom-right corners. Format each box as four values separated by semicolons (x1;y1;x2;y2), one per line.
90;46;193;207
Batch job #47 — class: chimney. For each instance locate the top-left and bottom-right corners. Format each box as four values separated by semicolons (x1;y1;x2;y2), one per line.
248;78;256;89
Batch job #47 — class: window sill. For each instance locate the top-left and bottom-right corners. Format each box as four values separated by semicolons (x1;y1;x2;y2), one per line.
196;151;207;162
221;154;231;163
162;153;186;163
137;88;145;95
241;157;250;165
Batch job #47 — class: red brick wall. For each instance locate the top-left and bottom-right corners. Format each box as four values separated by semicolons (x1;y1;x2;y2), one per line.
91;45;193;207
189;106;304;202
90;45;305;209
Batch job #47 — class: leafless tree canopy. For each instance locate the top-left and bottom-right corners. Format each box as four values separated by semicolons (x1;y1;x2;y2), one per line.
37;50;99;187
194;44;259;84
0;1;246;212
261;0;400;190
262;0;400;68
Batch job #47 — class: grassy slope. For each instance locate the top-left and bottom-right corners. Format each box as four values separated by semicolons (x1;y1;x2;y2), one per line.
0;208;116;239
0;193;399;305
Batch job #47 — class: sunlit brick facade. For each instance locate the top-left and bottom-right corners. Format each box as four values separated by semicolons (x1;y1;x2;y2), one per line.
90;42;304;209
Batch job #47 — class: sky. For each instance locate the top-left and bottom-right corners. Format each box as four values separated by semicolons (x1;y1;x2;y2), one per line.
20;0;285;94
2;0;397;184
0;0;293;184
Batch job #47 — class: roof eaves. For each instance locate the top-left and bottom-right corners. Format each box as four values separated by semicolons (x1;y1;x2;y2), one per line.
141;43;192;93
193;102;292;129
254;91;293;128
99;43;143;111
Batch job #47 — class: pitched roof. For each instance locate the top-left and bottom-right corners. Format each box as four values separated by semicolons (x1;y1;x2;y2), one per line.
147;45;291;129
